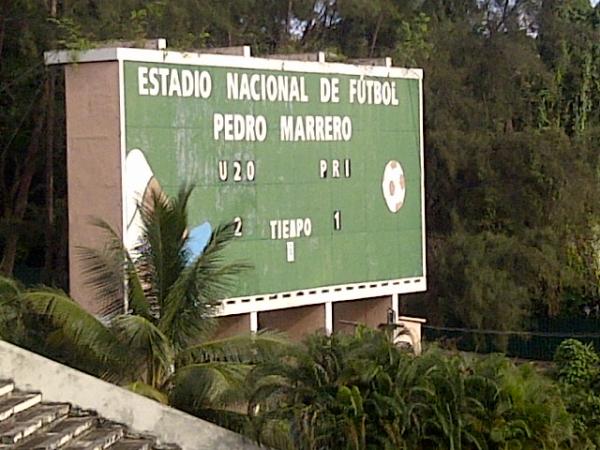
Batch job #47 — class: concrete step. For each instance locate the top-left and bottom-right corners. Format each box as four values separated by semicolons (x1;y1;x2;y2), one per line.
0;403;70;445
63;425;124;450
0;381;14;398
15;415;96;449
0;391;42;421
107;438;154;450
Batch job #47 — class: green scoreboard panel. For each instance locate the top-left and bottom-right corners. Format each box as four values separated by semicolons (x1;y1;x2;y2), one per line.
121;53;425;312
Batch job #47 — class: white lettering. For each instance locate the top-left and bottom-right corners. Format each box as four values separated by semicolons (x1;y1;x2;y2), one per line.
213;114;224;140
319;159;352;179
348;78;399;105
139;67;212;98
269;218;313;240
227;72;238;100
280;116;294;141
167;69;181;96
282;220;290;239
148;68;160;95
181;70;194;96
320;77;340;103
214;114;267;141
319;160;327;178
270;220;278;239
218;160;228;181
280;116;352;142
332;160;340;178
158;68;169;96
138;67;149;95
250;74;261;101
198;71;212;98
225;72;309;103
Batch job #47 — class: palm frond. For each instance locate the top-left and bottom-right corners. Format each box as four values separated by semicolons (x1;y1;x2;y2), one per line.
0;275;21;298
188;222;252;302
168;361;253;409
111;314;174;386
156;260;218;352
41;328;123;381
125;262;153;319
159;222;251;350
76;219;127;315
0;275;25;342
78;219;152;319
126;381;169;404
181;330;293;365
250;417;295;450
137;185;191;307
21;288;123;366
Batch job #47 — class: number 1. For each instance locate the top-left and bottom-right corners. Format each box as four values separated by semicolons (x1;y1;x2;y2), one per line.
333;210;341;231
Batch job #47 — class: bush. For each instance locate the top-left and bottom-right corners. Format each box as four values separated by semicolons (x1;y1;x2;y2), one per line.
555;339;600;386
249;329;576;449
554;339;600;447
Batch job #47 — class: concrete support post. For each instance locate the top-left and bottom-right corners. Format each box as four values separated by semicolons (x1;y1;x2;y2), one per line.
250;311;258;333
392;293;400;323
325;302;333;335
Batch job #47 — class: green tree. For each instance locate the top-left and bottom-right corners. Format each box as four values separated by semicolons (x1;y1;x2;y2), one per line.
537;0;600;134
0;1;59;279
403;0;600;328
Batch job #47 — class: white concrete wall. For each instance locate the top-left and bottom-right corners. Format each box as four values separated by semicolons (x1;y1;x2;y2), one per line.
0;340;262;450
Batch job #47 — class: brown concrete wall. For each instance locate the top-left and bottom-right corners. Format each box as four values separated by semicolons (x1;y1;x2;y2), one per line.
65;62;122;314
333;296;392;334
214;314;251;338
259;304;325;340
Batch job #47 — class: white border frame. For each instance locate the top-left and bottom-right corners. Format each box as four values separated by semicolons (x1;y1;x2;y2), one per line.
218;277;426;316
117;59;129;313
48;47;427;317
46;48;423;79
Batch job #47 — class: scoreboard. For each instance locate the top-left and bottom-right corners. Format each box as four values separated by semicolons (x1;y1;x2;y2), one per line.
121;53;425;313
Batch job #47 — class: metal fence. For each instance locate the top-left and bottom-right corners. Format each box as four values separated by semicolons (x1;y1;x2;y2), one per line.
423;317;600;361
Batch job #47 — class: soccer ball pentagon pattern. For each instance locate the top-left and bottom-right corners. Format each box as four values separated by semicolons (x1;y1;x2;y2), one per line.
382;160;406;213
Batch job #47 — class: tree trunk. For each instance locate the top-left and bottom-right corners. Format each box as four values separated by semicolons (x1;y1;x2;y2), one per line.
42;69;56;283
0;2;9;61
283;0;292;46
369;13;383;58
42;0;58;283
47;0;57;16
0;231;18;277
0;102;46;276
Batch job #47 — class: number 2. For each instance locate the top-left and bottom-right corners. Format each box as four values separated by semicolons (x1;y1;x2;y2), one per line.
233;161;242;181
233;216;243;236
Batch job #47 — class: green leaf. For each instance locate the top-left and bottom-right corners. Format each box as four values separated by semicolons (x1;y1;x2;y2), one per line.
125;381;169;404
21;288;122;367
111;314;174;386
182;330;291;364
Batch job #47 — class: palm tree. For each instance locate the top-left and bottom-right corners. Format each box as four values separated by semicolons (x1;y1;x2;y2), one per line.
247;327;409;450
247;327;576;450
7;185;288;427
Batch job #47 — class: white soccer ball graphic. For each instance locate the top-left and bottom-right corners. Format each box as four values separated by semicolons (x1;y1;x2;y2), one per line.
381;160;406;213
